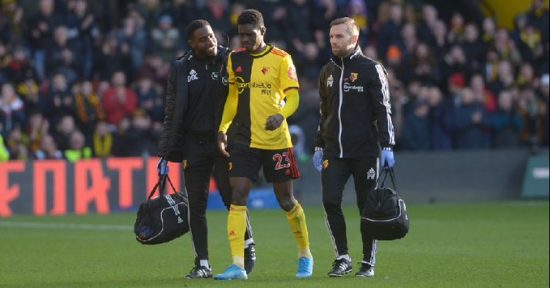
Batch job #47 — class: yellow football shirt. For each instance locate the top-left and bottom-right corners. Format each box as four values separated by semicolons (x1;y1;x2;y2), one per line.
222;45;299;150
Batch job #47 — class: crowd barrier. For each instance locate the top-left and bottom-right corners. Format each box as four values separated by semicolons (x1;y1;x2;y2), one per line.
1;149;547;217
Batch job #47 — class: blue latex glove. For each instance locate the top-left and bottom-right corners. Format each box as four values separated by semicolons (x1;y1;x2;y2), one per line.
380;148;395;168
312;148;323;172
157;158;169;176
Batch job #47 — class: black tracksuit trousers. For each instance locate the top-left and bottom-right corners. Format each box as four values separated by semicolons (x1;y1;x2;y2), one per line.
322;156;378;266
183;133;254;261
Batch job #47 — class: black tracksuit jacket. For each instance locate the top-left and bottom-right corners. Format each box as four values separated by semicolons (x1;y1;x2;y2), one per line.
315;46;395;158
158;47;230;162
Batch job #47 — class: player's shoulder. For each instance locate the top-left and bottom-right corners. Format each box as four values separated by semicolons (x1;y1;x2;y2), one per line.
360;55;384;70
270;46;289;58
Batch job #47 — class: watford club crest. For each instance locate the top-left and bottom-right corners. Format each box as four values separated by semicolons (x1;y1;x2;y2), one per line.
322;160;329;169
349;72;358;82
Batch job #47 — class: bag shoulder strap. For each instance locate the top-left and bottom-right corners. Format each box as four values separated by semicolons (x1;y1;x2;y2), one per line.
378;168;398;192
147;175;179;200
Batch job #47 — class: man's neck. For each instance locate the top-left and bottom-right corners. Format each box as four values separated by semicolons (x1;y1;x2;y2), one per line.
251;42;267;54
194;51;215;61
342;45;357;58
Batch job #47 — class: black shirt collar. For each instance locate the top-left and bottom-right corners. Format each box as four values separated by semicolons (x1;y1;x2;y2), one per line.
331;45;362;66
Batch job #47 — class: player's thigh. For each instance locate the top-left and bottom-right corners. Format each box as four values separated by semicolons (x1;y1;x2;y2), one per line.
229;143;262;182
261;147;300;183
351;156;378;212
321;157;352;204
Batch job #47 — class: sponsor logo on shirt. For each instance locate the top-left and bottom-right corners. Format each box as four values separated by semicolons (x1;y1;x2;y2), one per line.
343;82;364;93
235;76;272;95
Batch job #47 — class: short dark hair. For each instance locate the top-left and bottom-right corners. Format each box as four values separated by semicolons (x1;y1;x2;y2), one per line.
330;17;359;36
186;19;211;39
237;9;264;28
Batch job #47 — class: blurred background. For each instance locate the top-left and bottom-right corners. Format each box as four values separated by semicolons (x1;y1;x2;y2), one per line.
0;0;548;216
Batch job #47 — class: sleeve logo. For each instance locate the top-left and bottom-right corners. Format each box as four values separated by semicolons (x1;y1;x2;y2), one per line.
327;75;334;87
287;65;298;81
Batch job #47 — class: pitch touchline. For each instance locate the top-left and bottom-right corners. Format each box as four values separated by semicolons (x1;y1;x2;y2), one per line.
0;221;132;231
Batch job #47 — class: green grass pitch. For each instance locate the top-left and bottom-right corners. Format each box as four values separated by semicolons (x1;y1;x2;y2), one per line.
0;201;548;288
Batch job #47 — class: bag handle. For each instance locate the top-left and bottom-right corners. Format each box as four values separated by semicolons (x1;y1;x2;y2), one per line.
378;167;397;191
147;175;178;200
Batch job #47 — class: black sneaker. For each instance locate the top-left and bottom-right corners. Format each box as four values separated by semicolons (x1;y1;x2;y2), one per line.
355;262;374;277
327;258;352;277
185;265;212;279
244;244;257;274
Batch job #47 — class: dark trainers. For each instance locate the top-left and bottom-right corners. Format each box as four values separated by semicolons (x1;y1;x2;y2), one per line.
355;263;374;277
244;244;257;274
185;265;212;279
327;258;352;277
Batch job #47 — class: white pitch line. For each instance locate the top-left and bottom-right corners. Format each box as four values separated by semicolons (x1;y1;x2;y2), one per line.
0;221;132;232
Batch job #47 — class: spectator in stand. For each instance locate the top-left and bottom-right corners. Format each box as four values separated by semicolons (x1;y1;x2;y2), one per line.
134;75;163;124
417;4;438;47
43;73;74;121
481;17;497;46
452;88;490;149
427;85;453;150
102;71;138;126
493;28;522;66
517;86;540;147
0;82;25;138
52;114;77;151
120;110;158;157
64;129;92;162
92;121;112;158
491;90;523;148
117;16;147;73
378;2;404;57
462;23;485;72
4;46;38;85
26;110;49;154
66;0;97;78
150;15;181;63
16;75;41;114
200;0;232;36
5;126;28;160
34;133;63;160
471;73;497;113
95;35;131;82
26;0;64;80
447;12;465;44
406;42;440;86
401;87;431;151
46;25;80;83
432;20;449;61
74;80;104;137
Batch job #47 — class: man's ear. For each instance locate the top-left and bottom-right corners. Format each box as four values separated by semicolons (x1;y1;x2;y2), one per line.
260;26;266;36
187;39;194;49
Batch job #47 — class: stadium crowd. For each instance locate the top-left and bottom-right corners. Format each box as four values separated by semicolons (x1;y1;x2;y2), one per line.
0;0;548;162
